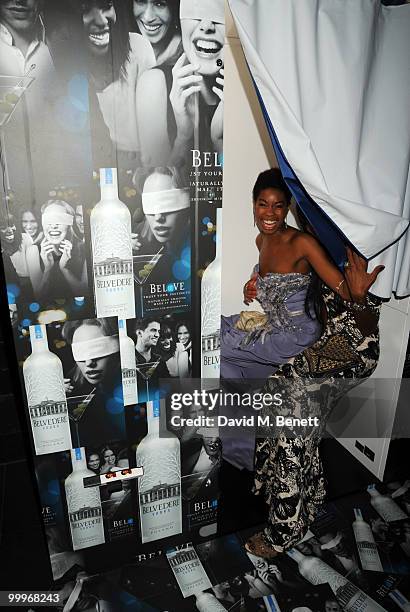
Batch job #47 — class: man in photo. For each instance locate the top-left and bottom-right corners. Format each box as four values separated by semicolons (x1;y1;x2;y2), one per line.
0;0;52;75
134;316;170;400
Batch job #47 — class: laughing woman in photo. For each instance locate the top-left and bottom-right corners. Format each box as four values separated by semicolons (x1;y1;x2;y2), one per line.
26;200;87;300
0;212;33;301
79;0;155;162
136;0;224;166
132;0;182;66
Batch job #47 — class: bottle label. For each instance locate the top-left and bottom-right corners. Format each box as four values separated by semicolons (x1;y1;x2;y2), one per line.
137;437;182;543
66;484;105;551
139;481;181;543
167;547;212;598
34;324;43;339
121;367;138;405
75;448;82;461
91;218;135;319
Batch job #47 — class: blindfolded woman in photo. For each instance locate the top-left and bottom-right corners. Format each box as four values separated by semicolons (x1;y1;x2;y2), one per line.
136;0;224;166
26;200;87;301
62;317;124;448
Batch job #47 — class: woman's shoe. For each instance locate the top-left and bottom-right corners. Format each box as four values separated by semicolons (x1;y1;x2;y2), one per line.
244;532;279;559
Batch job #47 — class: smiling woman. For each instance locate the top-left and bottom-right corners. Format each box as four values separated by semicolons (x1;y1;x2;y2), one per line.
25;200;88;301
136;0;224;166
220;168;384;384
0;211;33;300
133;0;182;66
77;0;155;159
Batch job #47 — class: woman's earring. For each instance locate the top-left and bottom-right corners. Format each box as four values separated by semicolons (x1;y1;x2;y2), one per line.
284;216;288;229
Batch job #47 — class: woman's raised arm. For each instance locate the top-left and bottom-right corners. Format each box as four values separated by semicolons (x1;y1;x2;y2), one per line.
299;234;384;302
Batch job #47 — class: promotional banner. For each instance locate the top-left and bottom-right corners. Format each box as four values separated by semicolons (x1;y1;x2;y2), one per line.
0;0;224;580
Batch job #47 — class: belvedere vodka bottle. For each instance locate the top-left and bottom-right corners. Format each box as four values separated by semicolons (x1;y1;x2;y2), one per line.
167;546;212;598
118;319;138;405
201;207;222;381
368;484;408;522
23;324;72;455
196;592;227;611
136;400;182;543
287;549;385;612
65;447;105;551
91;167;135;319
352;508;383;572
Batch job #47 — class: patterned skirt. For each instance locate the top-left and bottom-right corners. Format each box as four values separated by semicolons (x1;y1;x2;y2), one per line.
253;290;382;551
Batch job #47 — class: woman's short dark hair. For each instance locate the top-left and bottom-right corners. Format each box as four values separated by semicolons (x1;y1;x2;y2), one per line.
252;168;292;204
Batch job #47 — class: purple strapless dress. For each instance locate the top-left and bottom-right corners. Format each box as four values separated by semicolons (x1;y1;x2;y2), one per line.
220;270;322;471
221;271;322;381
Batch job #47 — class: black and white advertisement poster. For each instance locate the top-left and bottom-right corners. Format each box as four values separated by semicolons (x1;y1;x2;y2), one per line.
0;0;225;581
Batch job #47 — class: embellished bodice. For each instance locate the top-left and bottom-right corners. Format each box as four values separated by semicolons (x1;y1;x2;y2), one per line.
256;269;310;317
241;267;312;346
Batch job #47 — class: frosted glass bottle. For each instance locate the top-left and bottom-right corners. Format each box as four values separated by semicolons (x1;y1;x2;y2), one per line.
287;549;385;612
367;484;408;522
352;508;383;572
91;167;135;319
118;318;138;405
65;447;105;551
23;324;72;455
196;592;227;611
201;207;222;381
136;400;182;543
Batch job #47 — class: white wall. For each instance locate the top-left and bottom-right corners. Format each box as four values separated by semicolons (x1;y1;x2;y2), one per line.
221;5;276;315
221;1;410;479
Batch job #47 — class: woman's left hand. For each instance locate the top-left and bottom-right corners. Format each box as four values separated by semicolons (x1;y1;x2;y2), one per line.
344;247;384;302
59;240;72;270
211;68;224;152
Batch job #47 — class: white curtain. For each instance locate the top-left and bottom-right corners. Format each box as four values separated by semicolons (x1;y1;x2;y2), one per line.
228;0;410;298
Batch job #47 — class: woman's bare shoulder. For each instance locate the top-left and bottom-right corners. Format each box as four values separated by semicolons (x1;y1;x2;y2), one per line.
289;228;318;248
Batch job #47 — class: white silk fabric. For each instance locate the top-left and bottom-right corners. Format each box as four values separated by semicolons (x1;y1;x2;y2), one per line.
229;0;410;297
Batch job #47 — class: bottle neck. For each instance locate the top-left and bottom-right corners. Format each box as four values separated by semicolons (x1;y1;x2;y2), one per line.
70;447;88;472
286;548;304;563
100;167;118;200
214;207;223;261
146;401;161;435
118;319;127;338
353;508;363;521
367;485;380;498
29;324;49;354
